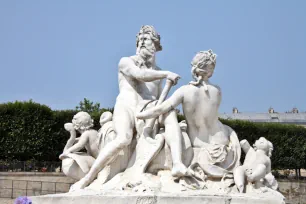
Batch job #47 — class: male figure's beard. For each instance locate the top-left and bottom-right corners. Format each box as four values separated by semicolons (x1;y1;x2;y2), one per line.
138;45;155;59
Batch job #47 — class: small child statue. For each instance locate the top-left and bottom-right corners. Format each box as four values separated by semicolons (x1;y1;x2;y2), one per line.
234;137;278;193
59;111;99;159
59;112;98;180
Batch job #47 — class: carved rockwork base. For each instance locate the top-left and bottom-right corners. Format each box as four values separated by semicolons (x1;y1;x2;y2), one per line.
31;189;285;204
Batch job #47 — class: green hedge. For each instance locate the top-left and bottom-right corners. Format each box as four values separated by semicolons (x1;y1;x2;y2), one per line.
0;101;305;170
0;101;95;161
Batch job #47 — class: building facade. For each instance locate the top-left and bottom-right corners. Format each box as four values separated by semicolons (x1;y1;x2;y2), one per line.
219;108;306;127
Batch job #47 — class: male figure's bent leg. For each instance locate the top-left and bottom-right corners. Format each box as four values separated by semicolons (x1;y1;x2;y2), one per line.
70;103;135;190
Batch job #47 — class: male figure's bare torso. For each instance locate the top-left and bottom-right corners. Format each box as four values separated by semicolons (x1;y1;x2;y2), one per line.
116;55;161;108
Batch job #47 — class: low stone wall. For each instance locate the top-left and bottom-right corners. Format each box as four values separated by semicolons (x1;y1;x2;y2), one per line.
0;172;75;183
0;172;75;200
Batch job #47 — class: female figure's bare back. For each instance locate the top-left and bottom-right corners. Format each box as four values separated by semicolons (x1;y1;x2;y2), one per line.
180;84;229;148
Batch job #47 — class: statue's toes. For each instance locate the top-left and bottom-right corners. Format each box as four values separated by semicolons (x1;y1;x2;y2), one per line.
172;164;188;178
69;181;85;192
69;184;78;192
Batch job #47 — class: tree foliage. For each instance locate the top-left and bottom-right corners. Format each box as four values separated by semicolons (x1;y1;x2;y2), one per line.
75;98;114;128
76;98;101;114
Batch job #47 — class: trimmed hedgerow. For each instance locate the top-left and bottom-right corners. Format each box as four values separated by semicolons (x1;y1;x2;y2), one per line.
0;100;56;161
0;101;305;171
0;101;112;161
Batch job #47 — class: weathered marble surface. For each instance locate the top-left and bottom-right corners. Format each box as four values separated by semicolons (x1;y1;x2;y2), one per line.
31;189;285;204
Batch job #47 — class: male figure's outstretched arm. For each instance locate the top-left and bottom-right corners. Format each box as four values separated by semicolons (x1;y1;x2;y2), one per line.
119;57;179;84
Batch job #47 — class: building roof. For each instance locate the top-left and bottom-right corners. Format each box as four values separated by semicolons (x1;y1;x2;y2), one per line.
219;112;306;125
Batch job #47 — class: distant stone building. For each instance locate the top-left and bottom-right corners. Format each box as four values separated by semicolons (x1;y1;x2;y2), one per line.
219;107;306;127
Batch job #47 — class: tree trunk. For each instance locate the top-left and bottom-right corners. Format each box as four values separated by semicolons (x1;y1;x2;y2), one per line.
295;168;299;179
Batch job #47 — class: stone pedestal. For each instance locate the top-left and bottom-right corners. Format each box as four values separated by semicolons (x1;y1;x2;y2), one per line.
31;190;285;204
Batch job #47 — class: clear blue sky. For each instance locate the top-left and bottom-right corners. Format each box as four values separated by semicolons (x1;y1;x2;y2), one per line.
0;1;305;113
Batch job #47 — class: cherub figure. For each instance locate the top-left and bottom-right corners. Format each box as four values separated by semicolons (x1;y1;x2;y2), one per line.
59;111;99;159
59;112;100;180
234;137;277;193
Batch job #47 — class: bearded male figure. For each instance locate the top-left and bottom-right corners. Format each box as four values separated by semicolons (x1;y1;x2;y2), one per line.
70;25;187;190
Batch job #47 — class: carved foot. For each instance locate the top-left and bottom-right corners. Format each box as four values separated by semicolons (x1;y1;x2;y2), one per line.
172;163;191;177
69;178;90;192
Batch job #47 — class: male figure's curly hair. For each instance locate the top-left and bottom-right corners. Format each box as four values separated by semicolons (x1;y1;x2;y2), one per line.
136;25;162;52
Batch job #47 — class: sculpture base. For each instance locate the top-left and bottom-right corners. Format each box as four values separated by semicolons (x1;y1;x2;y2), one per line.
30;189;285;204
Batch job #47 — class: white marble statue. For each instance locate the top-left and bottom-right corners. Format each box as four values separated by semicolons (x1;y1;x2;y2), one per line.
51;27;285;204
234;137;278;193
70;25;188;191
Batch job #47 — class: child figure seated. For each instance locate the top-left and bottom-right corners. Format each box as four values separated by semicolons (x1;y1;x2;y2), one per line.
59;111;99;159
59;112;99;180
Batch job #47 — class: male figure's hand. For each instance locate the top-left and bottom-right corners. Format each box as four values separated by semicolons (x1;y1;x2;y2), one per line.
167;72;180;85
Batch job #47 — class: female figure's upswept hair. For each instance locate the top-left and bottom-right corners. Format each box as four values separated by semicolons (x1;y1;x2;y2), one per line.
136;25;162;52
191;49;217;84
72;111;94;131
